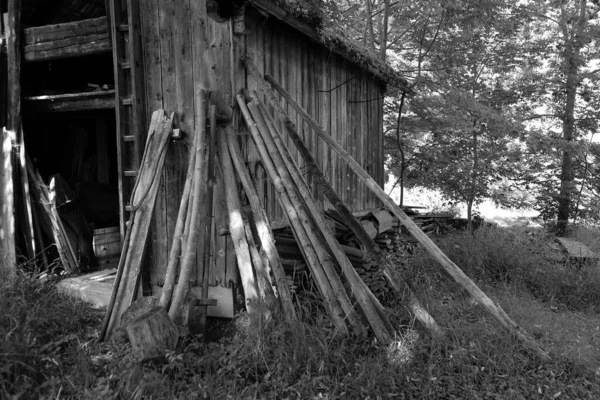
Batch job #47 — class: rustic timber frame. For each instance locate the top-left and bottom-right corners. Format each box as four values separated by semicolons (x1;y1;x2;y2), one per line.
2;0;396;296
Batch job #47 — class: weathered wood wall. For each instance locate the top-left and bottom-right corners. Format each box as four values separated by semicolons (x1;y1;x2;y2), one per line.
139;0;236;288
243;8;384;222
138;3;384;289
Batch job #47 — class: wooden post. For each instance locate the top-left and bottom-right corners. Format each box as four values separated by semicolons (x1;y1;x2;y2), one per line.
158;136;197;309
198;106;219;334
98;216;133;342
236;95;349;334
107;110;173;335
218;143;260;314
7;0;35;261
1;129;16;280
225;127;296;321
169;92;208;322
248;100;392;343
253;98;397;335
248;61;550;360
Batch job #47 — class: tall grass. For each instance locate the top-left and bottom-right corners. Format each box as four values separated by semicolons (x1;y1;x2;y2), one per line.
409;226;600;313
0;273;102;398
4;226;600;398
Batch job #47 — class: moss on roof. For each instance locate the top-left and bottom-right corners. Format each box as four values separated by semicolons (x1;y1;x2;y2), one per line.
257;0;410;91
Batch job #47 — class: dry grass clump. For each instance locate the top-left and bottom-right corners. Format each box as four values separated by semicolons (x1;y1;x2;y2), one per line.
0;273;103;398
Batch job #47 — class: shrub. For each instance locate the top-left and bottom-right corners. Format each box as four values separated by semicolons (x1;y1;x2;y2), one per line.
0;273;102;398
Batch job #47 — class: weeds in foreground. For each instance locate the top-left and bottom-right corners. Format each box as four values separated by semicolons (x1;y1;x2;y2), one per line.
410;226;600;312
4;225;600;398
0;273;103;398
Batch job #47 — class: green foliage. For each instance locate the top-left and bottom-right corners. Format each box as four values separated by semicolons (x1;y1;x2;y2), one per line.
0;273;103;398
5;242;600;398
410;226;600;312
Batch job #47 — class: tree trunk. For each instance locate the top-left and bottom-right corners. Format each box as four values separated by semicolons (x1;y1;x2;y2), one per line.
556;0;587;236
364;0;376;53
379;0;390;61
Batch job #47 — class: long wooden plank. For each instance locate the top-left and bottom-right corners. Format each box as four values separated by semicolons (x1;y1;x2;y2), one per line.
218;136;260;314
141;0;164;285
1;129;16;279
23;91;115;112
226;127;296;321
259;69;551;361
24;33;111;61
152;0;177;286
24;17;108;44
106;110;173;335
7;0;36;261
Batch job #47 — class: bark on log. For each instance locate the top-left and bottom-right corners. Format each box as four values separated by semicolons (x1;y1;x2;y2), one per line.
169;92;208;322
159;139;196;309
126;306;178;361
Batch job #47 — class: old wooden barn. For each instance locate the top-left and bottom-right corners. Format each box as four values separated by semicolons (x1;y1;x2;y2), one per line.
1;0;554;360
1;0;409;324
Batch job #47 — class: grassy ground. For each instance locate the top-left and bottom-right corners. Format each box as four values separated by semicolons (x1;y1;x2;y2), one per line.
3;224;600;399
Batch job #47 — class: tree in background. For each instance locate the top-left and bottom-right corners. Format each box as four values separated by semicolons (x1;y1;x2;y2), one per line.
326;0;600;233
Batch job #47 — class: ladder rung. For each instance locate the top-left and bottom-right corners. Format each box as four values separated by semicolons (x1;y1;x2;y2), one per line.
121;97;133;106
124;170;138;177
123;135;135;142
118;24;129;32
119;62;131;70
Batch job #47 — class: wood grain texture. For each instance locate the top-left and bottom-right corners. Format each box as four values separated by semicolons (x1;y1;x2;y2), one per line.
24;17;108;44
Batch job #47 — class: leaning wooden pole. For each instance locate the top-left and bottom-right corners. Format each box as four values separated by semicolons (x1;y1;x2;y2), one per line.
249;99;392;343
254;98;396;334
247;101;362;329
199;106;219;333
218;140;260;314
252;94;442;338
98;216;134;342
159;133;197;309
225;127;297;321
244;58;550;360
169;91;208;322
236;95;350;334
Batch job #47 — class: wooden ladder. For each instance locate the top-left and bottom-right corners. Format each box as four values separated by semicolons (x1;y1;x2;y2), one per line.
107;0;146;238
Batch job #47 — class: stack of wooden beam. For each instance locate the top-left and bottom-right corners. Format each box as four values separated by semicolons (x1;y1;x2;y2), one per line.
236;92;395;342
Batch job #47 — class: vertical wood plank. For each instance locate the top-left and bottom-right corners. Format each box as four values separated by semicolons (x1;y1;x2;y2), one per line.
213;176;227;285
158;0;193;286
7;0;35;260
140;0;163;115
366;78;375;208
320;51;331;210
1;129;16;279
339;59;348;207
329;56;338;204
359;73;367;210
150;0;176;285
